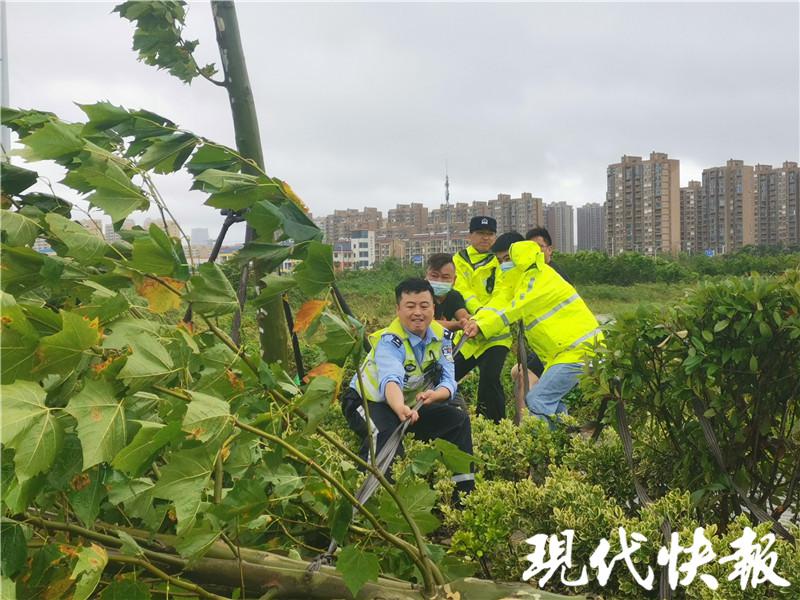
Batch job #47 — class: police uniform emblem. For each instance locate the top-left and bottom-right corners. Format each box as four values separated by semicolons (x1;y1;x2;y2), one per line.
442;342;454;362
404;363;416;372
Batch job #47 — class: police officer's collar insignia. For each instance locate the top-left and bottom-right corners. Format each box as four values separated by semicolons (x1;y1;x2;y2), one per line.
404;363;416;372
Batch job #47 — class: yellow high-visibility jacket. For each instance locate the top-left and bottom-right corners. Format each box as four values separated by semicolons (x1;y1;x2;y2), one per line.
469;241;603;369
453;246;511;357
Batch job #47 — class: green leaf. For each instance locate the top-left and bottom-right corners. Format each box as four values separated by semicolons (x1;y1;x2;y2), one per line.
152;446;216;535
0;380;62;480
749;354;759;372
70;543;108;600
33;310;102;379
299;376;336;433
185;263;238;317
137;132;198;173
253;273;297;306
379;478;439;535
44;213;109;263
0;210;40;246
185;144;239;176
0;162;38;195
117;330;176;391
261;463;303;497
130;224;187;278
433;438;474;473
116;531;144;557
1;576;17;600
713;319;730;332
65;380;127;469
173;522;221;560
0;292;39;384
69;467;107;526
318;312;363;366
0;523;27;578
17;192;72;217
194;169;281;211
701;329;713;343
16;120;84;163
210;479;268;525
293;241;334;295
0;245;45;294
335;545;380;597
72;154;149;222
99;579;151;600
280;201;322;243
330;496;353;544
77;101;132;132
234;242;292;272
245;200;283;238
112;421;182;477
182;391;231;443
410;446;440;476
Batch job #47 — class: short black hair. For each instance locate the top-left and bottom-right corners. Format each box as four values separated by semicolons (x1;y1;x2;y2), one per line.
492;231;524;253
395;278;435;304
426;253;454;272
525;227;552;246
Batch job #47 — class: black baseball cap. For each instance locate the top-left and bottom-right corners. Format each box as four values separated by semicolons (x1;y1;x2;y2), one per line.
469;216;497;233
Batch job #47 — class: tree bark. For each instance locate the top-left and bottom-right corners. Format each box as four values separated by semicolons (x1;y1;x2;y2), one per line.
210;0;289;365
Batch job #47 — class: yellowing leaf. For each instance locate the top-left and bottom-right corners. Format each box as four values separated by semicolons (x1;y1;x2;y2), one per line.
293;300;328;333
303;362;344;398
135;276;184;313
279;179;311;214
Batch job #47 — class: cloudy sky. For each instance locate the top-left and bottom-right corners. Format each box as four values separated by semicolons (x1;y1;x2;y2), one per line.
5;1;799;242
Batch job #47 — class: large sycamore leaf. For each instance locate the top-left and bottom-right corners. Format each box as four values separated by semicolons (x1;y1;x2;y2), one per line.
152;446;216;535
378;478;439;535
137;132;197;173
335;545;380;597
184;263;238;317
44;213;109;263
0;209;40;247
293;241;334;296
117;330;176;391
182;391;231;443
112;421;182;477
135;276;185;314
0;162;38;196
65;380;127;469
32;311;102;379
0;292;39;384
0;381;63;480
130;224;188;279
16;120;84;163
293;299;328;333
77;155;149;222
70;543;108;600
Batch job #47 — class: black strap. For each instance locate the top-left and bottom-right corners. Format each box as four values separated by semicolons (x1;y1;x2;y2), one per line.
282;294;305;380
485;267;497;294
615;397;673;599
690;397;794;543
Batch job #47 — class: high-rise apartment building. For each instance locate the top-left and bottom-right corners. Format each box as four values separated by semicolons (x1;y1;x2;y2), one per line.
755;161;800;247
576;202;605;251
78;218;105;239
323;208;382;241
699;160;755;254
485;192;544;234
387;203;428;233
680;181;702;253
605;152;681;255
544;201;575;254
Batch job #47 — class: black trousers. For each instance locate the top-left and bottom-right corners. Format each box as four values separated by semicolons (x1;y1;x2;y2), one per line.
341;388;475;496
454;345;509;423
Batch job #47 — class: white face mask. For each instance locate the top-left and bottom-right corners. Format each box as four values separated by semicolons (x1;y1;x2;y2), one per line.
499;261;515;273
429;281;453;296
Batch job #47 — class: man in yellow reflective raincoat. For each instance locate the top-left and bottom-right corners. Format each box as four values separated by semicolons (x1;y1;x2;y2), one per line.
463;236;603;423
452;216;512;422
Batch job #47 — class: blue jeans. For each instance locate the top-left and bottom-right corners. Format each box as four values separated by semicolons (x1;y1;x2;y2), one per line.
526;362;583;425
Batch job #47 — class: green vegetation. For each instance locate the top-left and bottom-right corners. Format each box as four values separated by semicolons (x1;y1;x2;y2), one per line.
2;2;799;598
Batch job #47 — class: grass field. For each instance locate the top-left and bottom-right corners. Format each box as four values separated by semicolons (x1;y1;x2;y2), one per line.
337;275;693;326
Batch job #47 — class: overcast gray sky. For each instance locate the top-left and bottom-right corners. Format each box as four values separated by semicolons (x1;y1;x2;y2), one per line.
6;1;800;241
